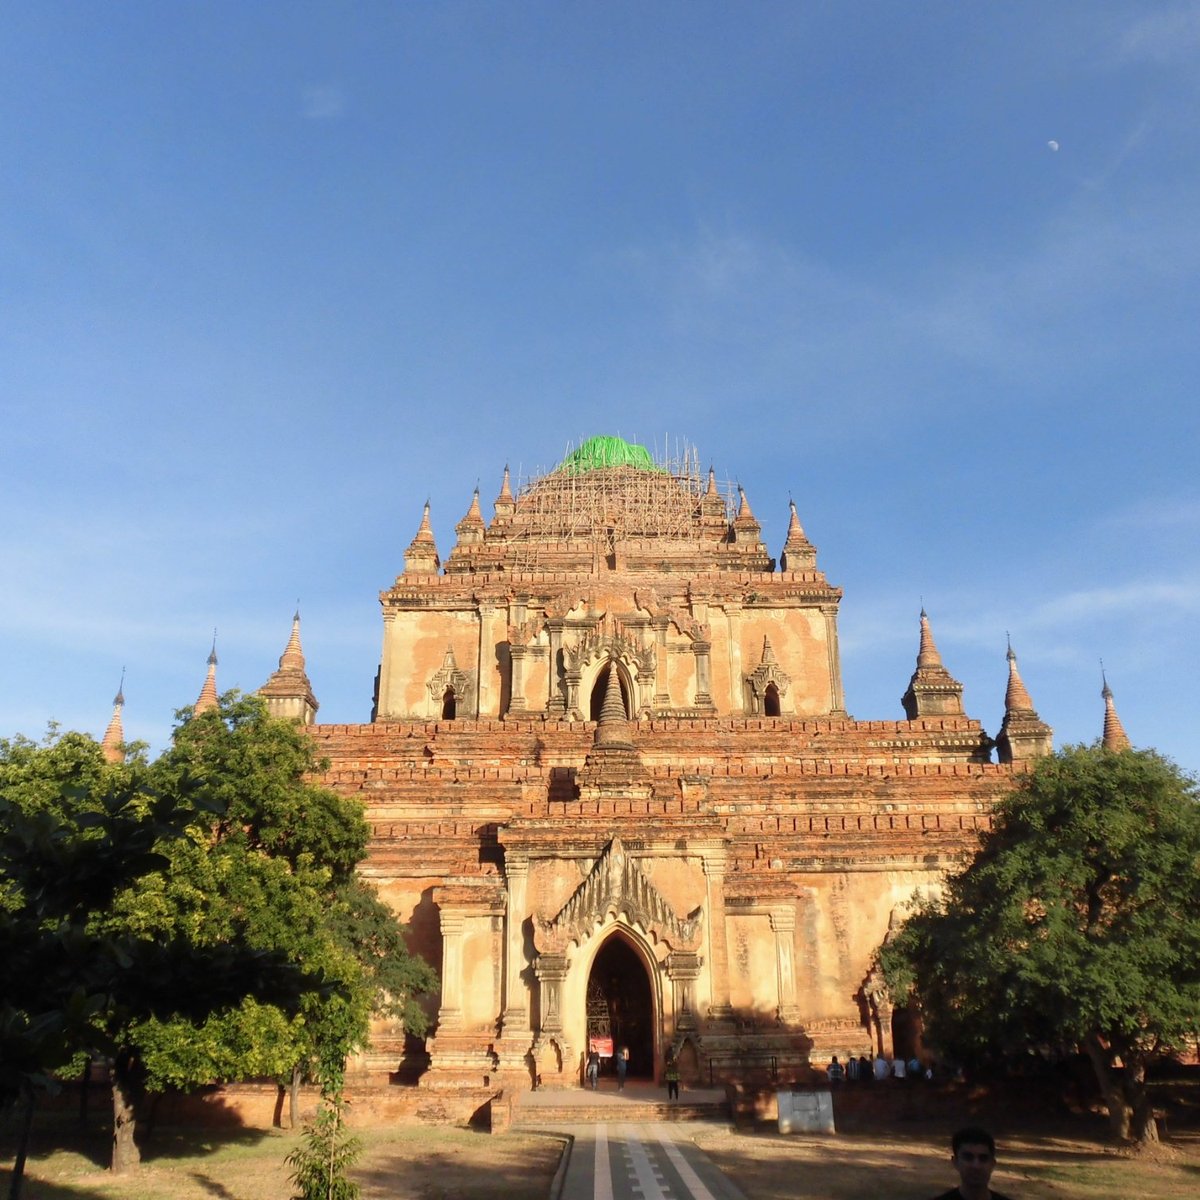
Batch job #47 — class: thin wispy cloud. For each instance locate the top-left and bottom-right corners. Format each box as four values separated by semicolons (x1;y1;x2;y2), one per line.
1116;6;1200;63
301;84;346;120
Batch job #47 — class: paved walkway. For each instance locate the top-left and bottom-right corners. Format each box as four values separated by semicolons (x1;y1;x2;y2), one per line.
549;1122;747;1200
530;1113;744;1200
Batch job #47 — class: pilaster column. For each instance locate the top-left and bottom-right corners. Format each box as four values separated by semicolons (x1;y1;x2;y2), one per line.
653;618;671;709
564;668;582;719
693;640;713;709
477;604;499;716
724;602;743;712
436;911;466;1030
375;609;397;719
821;603;847;716
508;644;528;716
666;951;702;1033
500;856;529;1035
702;850;732;1020
545;620;565;714
769;908;802;1024
533;952;568;1035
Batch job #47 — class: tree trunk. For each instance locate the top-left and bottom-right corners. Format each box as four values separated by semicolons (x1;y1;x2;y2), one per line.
273;1082;286;1128
289;1063;302;1129
1084;1034;1131;1142
110;1052;142;1173
8;1086;35;1200
77;1060;90;1125
1123;1053;1160;1145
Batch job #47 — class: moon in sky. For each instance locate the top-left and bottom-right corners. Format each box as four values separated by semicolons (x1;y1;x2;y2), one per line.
1047;139;1060;151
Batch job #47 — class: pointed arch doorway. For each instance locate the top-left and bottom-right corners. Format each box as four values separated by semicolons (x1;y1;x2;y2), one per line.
586;933;655;1080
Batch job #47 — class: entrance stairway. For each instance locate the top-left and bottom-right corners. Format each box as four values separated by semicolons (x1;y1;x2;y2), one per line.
509;1080;730;1129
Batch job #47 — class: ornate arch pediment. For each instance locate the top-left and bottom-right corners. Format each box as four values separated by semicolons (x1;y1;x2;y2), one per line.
534;837;702;954
562;615;655;675
745;636;790;711
427;645;476;717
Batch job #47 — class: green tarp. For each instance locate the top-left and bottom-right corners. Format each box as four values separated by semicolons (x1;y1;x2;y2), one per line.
556;436;660;474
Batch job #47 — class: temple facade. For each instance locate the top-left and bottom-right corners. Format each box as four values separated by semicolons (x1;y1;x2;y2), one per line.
245;435;1070;1092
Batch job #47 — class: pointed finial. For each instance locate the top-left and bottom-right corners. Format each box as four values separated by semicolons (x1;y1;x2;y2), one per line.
1004;639;1035;713
735;484;756;522
195;634;220;715
101;670;126;762
1100;663;1131;751
706;465;718;496
917;609;943;669
404;498;441;573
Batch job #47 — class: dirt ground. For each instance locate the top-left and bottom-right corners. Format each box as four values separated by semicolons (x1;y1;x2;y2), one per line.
690;1121;1200;1200
4;1101;1200;1199
0;1125;565;1200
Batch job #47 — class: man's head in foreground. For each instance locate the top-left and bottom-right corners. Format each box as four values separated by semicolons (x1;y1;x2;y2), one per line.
950;1127;997;1199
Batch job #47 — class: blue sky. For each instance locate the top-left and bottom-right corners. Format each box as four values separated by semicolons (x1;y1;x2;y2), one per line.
2;3;1197;774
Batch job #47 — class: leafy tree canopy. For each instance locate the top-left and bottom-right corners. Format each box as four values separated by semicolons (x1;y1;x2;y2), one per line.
0;695;436;1175
882;744;1200;1145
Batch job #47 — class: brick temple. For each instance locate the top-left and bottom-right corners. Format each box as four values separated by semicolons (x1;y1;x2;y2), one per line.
186;435;1125;1093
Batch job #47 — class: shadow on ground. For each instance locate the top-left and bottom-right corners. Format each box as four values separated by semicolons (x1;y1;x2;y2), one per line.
354;1127;563;1200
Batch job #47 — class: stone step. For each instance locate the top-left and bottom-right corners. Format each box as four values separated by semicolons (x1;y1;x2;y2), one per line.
510;1097;729;1128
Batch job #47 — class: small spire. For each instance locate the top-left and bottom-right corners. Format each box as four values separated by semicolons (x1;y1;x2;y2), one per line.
258;611;318;722
786;500;805;541
454;488;485;544
101;669;126;763
403;501;441;573
917;608;943;669
901;608;964;719
1101;666;1131;751
780;497;817;570
761;635;776;665
194;633;219;715
414;501;435;543
498;465;513;501
736;485;755;521
706;465;718;496
280;610;305;671
996;636;1052;763
1004;636;1036;714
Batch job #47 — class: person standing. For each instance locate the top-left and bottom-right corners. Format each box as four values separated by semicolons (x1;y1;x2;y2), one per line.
616;1044;629;1091
665;1052;680;1101
586;1048;600;1090
874;1053;890;1081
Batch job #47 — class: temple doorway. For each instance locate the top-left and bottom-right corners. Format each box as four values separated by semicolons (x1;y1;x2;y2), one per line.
585;934;654;1079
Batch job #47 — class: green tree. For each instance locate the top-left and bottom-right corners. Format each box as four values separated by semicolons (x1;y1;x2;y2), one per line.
882;745;1200;1145
0;729;324;1184
1;698;436;1178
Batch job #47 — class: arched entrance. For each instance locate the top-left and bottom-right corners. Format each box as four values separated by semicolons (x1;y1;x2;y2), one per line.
585;934;654;1079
